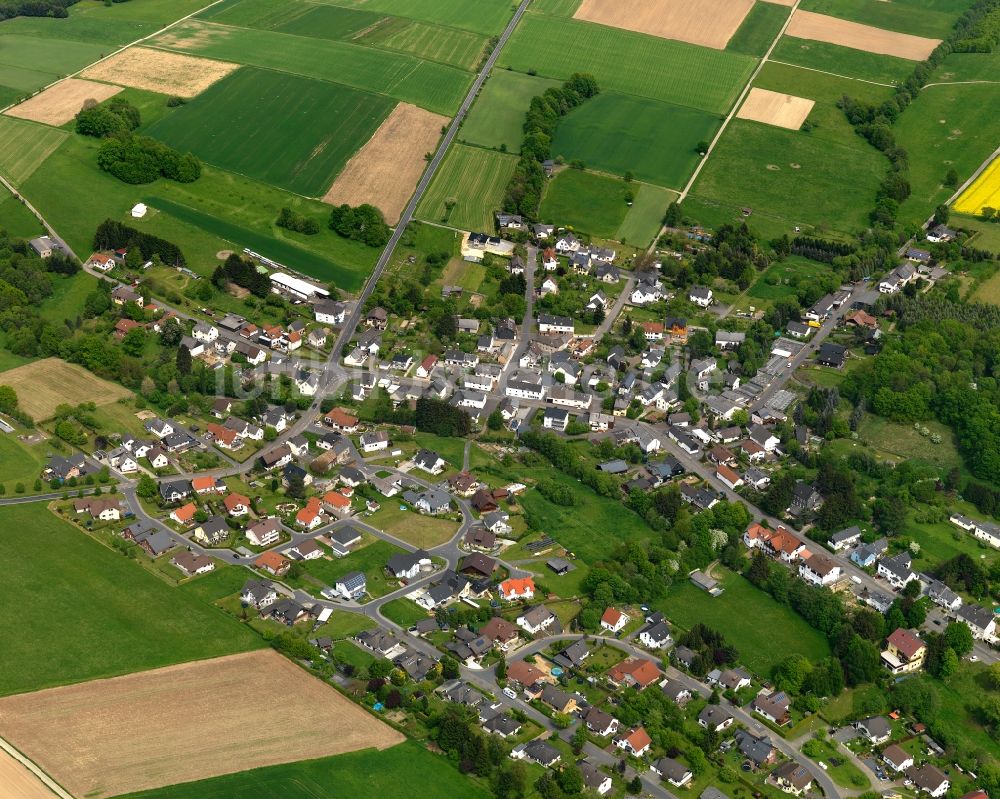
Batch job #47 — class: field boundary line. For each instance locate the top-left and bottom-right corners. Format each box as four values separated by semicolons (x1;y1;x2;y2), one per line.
0;735;74;799
923;79;1000;88
767;59;894;87
0;0;228;116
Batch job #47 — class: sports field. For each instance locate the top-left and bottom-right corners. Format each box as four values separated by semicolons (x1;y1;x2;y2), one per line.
954;157;1000;216
616;183;678;246
727;1;790;56
690;117;886;234
0;504;261;697
500;13;757;114
552;91;720;189
894;83;1000;225
539;169;631;239
0;115;67;186
460;69;560;153
417;144;518;231
148;67;393;197
798;0;969;38
771;36;916;84
151;20;471;115
0;650;403;799
114;741;492;799
0;357;130;419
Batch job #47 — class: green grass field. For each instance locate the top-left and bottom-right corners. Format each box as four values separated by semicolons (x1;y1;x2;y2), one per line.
365;504;458;549
690;118;886;235
0;505;262;697
152;21;471;115
0;428;49;488
539;169;631;238
0;184;42;238
748;255;838;303
20;134;377;287
324;0;513;34
857;415;963;472
358;17;487;70
500;13;757;115
798;0;968;38
148;67;393;197
418;144;517;231
460;69;560;153
380;597;431;627
553;92;720;189
727;1;790;56
0;33;109;94
0;115;68;185
202;0;381;38
291;538;405;600
616;183;677;247
118;741;492;799
771;36;915;85
939;48;1000;82
958;214;1000;258
38;270;99;323
660;566;832;676
895;83;1000;227
531;0;581;14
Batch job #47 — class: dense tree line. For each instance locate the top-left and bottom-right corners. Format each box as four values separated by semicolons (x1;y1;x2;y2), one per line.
276;207;319;235
97;134;200;184
212;253;269;297
0;0;77;21
328;204;390;247
75;99;140;138
414;396;470;437
93;219;185;265
503;73;599;218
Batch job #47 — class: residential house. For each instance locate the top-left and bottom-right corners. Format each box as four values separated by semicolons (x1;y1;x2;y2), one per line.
246;517;282;547
333;571;367;601
600;607;629;634
255;551;291;577
697;704;734;732
240;578;277;609
651;757;693;787
607;657;661;690
751;690;791;726
854;716;891;745
413;448;447;475
386;550;432;581
578;760;612;795
171;551;215;577
516;604;556;635
877;552;918;589
799;552;842;586
638;620;672;650
689;285;713;307
907;764;950;797
735;729;776;768
614;727;652;758
193;516;230;546
771;762;813;795
499;576;535;601
661;678;692;705
829;525;863;551
883;744;914;773
957;603;997;642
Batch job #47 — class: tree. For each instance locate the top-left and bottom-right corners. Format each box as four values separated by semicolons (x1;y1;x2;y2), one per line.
571;724;587;754
122;327;145;356
938;647;958;678
944;168;959;188
136;474;157;499
176;344;192;375
988;661;1000;690
487;409;504;431
933;204;950;226
843;635;881;686
440;655;460;680
435;313;457;341
943;621;973;657
627;776;643;795
557;765;583;795
663;201;682;227
495;656;507;681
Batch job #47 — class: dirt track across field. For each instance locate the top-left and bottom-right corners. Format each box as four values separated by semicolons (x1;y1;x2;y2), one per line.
323;102;447;224
574;0;754;50
5;79;122;127
0;748;60;799
785;9;941;60
0;649;403;799
736;87;815;129
82;46;238;98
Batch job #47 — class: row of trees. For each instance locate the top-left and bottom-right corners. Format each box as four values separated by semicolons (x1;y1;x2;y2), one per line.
503;73;600;218
97;134;201;184
0;0;76;21
93;219;185;266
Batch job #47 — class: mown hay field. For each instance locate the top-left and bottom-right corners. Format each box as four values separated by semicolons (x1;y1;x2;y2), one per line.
552;91;720;188
417;144;518;231
573;0;755;50
82;46;240;97
0;505;262;698
147;66;393;197
539;168;631;239
5;77;121;126
499;12;757;114
0;357;130;419
727;1;790;56
460;69;560;153
616;183;678;246
0;650;403;799
150;19;471;115
0;115;67;185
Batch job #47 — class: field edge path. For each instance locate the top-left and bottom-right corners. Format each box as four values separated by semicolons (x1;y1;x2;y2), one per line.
0;736;74;799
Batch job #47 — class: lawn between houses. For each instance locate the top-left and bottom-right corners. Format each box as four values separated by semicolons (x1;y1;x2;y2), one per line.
0;504;262;697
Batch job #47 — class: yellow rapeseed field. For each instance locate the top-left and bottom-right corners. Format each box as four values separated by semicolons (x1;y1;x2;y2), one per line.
954;157;1000;215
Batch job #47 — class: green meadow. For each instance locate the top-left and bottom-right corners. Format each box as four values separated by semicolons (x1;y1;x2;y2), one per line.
418;144;518;231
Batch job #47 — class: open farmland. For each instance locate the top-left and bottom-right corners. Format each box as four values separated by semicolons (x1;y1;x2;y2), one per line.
954;156;1000;216
113;741;492;799
539;169;631;238
418;144;517;231
82;46;239;98
0;115;67;185
5;77;121;126
736;87;815;130
319;0;513;34
797;0;970;38
0;650;403;799
150;20;471;115
0;505;261;697
616;183;678;246
0;748;58;799
727;1;791;56
323;102;446;223
785;9;941;60
553;92;720;189
0;34;109;100
358;17;487;70
573;0;755;50
148;67;393;197
500;13;757;114
771;36;915;83
460;69;560;153
0;358;129;419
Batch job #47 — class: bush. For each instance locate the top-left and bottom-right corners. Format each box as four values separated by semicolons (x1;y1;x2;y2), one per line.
276;207;320;235
75;98;140;138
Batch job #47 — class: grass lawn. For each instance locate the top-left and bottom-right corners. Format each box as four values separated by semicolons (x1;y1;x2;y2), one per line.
958;214;1000;259
417;144;517;231
748;254;839;304
0;505;262;697
366;503;459;549
857;415;962;472
552;92;720;189
38;270;99;324
177;564;254;604
803;736;870;789
934;663;1000;756
902;512;998;572
380;597;431;627
117;740;493;799
727;1;790;56
616;183;678;247
0;427;50;489
0;184;42;238
690;118;886;236
148;67;393;197
771;36;916;85
539;169;631;239
331;639;376;673
314;610;375;640
412;432;467;469
290;538;406;600
500;12;756;115
659;566;831;677
0;115;68;186
460;69;560;153
895;83;1000;227
525;558;590;600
